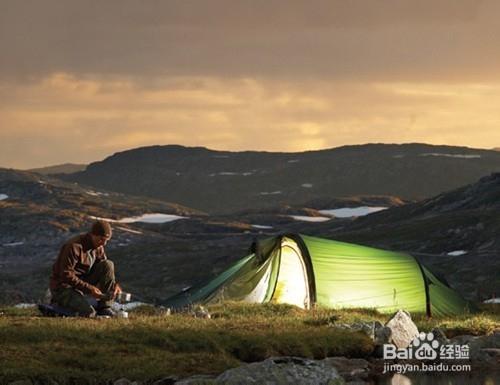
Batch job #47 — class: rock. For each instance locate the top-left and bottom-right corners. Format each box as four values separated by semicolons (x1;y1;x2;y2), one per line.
114;379;133;385
449;334;476;346
191;305;211;319
113;379;141;385
385;310;419;349
482;348;500;357
450;331;500;365
152;376;178;385
430;327;449;345
215;356;343;385
374;325;392;346
323;357;370;383
349;321;381;340
42;288;52;304
174;375;217;384
8;381;33;385
390;374;412;385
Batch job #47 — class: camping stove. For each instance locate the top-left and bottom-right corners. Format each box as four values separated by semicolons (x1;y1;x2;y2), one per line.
116;292;132;304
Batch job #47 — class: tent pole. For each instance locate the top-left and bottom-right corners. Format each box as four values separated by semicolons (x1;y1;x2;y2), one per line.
414;257;432;317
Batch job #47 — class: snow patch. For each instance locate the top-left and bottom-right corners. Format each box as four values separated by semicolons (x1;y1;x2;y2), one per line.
251;224;273;229
116;226;143;235
259;191;282;195
484;298;500;304
85;190;109;197
14;303;37;309
91;213;186;224
3;242;24;247
0;194;8;200
447;250;467;256
289;215;331;222
287;159;300;163
209;171;253;176
420;153;481;159
319;207;387;218
301;183;313;188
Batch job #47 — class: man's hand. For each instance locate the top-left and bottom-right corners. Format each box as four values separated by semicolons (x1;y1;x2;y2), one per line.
113;283;122;298
89;286;103;299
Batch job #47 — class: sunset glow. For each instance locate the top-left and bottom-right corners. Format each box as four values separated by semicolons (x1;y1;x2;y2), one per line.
1;1;500;168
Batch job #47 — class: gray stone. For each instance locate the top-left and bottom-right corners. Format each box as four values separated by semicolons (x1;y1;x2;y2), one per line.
374;326;392;346
430;327;449;345
8;381;33;385
114;379;133;385
350;321;385;341
336;320;391;348
350;322;375;339
152;376;178;385
174;375;217;385
190;305;211;319
385;310;419;349
34;380;59;385
323;357;370;383
449;331;500;364
390;374;412;385
449;334;476;346
215;356;344;385
482;348;500;357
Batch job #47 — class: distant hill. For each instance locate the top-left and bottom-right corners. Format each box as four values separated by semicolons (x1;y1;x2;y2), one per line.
28;163;87;175
61;143;500;214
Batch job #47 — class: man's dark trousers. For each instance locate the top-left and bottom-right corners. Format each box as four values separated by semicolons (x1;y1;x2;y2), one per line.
51;260;115;317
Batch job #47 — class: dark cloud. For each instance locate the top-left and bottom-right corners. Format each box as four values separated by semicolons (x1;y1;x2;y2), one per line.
1;0;498;82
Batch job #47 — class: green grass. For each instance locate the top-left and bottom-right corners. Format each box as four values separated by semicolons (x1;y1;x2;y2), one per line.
0;303;372;384
0;303;498;384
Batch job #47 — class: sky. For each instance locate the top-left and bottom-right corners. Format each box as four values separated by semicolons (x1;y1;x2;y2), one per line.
1;0;500;169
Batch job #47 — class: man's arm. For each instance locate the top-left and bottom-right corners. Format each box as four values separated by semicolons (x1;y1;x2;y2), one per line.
56;244;101;296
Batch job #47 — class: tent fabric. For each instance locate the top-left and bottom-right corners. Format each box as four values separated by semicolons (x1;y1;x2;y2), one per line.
163;234;473;316
421;265;474;317
301;235;428;313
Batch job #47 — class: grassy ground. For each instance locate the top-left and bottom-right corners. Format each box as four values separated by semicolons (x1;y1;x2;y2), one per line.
0;303;498;384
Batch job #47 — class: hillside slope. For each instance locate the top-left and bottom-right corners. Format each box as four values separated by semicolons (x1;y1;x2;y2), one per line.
319;173;500;300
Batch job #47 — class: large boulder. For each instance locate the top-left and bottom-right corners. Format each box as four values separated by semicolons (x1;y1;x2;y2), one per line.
385;310;419;349
215;356;344;385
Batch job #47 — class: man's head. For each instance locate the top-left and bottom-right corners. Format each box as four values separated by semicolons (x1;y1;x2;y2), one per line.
89;220;112;248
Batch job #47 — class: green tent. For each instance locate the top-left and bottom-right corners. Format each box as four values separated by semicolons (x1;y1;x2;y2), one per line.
164;234;473;316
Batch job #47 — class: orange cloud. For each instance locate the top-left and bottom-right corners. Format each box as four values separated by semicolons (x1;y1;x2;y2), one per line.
1;73;500;168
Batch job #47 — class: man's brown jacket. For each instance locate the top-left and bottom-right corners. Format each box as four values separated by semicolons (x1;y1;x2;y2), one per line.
50;233;106;294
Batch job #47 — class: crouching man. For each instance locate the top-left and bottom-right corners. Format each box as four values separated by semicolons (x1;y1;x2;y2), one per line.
49;220;121;317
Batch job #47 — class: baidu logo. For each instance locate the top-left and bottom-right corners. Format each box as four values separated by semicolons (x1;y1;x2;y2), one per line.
383;332;469;361
412;332;439;360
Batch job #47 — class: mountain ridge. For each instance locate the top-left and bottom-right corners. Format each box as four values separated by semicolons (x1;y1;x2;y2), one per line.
62;143;500;214
28;163;87;175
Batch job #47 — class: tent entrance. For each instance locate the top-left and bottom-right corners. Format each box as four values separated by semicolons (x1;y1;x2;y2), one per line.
272;237;311;309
